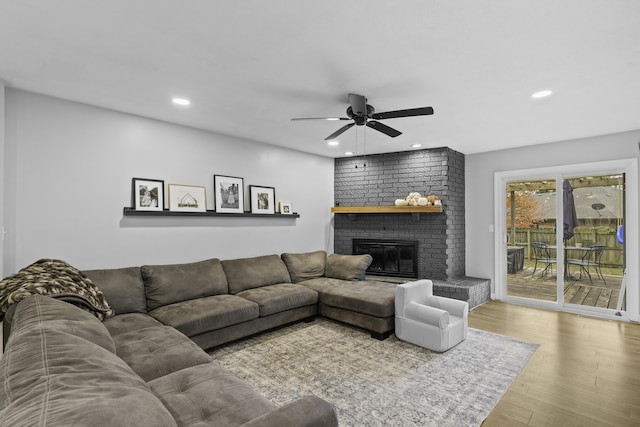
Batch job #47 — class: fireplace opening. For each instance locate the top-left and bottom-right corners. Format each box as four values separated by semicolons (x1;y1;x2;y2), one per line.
353;239;418;278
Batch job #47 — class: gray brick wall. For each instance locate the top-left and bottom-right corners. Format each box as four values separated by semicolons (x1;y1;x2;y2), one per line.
334;147;465;280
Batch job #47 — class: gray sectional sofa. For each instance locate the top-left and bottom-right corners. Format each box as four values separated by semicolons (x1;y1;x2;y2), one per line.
0;250;400;426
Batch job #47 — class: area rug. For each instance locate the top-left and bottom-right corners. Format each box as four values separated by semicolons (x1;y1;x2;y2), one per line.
209;319;538;427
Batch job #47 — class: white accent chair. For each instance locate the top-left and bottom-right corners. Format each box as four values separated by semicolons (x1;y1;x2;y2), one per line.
395;279;469;352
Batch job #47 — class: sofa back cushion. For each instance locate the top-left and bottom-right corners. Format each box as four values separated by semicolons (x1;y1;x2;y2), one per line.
83;266;147;314
0;296;177;427
281;251;327;283
142;258;228;311
324;254;373;281
222;255;291;294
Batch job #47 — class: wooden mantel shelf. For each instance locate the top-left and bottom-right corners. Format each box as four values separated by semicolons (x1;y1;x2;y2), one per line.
331;206;442;214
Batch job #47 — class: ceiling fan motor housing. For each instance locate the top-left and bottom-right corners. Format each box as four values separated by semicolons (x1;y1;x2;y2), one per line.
346;104;375;126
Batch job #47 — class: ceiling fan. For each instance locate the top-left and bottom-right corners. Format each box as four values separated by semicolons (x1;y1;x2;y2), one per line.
291;93;434;141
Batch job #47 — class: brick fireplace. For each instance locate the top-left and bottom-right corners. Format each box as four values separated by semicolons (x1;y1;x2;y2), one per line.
333;147;465;280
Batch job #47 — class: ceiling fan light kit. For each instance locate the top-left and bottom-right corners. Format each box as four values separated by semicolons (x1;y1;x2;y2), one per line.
292;93;434;141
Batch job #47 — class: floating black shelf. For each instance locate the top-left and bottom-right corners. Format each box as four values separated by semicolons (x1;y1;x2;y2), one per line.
123;207;299;218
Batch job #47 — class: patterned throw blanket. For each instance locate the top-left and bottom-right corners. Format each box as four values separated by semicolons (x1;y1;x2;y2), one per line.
0;259;114;321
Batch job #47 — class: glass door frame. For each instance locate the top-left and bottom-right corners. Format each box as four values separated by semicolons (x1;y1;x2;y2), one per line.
493;158;639;322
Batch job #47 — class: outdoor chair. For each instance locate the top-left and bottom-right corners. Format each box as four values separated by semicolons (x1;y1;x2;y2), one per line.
568;244;606;284
531;242;557;278
395;279;468;352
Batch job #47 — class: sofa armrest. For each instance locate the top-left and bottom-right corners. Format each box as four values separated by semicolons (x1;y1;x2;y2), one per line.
240;395;338;427
404;301;450;328
426;295;469;319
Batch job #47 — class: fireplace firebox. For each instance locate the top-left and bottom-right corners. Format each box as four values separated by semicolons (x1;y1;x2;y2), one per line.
353;239;418;278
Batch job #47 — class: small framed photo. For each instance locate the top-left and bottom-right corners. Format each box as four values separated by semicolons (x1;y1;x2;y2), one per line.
168;184;207;212
250;185;275;214
279;201;293;214
132;178;164;211
214;175;245;213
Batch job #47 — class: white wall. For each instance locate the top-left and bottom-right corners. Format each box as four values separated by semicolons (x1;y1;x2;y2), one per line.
3;89;334;272
465;130;640;292
0;80;4;279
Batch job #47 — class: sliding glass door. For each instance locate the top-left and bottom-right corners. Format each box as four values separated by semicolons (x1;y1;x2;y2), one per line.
506;177;559;302
562;173;626;312
495;160;637;321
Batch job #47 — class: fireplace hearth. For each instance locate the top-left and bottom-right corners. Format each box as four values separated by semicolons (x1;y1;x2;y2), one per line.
353;239;418;278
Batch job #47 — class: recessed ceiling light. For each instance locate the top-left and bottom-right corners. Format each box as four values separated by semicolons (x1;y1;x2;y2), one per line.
327;140;339;146
172;97;191;106
411;144;422;148
344;151;354;156
532;90;553;99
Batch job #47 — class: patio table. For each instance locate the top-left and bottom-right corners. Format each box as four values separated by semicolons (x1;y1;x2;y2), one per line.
548;245;594;279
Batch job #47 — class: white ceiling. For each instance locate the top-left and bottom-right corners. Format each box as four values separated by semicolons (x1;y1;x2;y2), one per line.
1;0;639;158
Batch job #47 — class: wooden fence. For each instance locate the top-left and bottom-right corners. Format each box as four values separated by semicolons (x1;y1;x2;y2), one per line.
507;229;624;268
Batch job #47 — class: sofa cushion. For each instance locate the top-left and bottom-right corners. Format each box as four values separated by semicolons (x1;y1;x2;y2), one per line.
222;255;291;294
148;294;259;337
281;250;327;283
0;299;177;427
112;325;213;382
83;266;147;314
236;283;319;317
302;278;397;318
324;254;373;281
142;258;228;310
10;294;115;353
0;258;114;321
103;312;164;337
148;363;278;427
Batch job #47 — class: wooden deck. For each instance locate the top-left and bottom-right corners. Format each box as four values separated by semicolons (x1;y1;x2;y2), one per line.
507;264;625;309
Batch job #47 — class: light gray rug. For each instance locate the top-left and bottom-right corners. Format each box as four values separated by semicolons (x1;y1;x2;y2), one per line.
209;319;538;427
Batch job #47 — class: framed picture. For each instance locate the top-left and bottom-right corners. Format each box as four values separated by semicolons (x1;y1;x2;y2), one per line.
132;178;164;211
250;185;275;214
279;201;293;214
214;175;245;213
168;184;207;212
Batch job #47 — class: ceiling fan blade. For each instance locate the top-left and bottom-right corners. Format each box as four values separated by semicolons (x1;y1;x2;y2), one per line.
325;122;355;140
348;93;367;116
291;117;350;121
371;106;434;120
366;120;402;138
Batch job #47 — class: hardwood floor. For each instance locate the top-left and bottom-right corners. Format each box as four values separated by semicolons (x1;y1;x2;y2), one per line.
469;301;640;427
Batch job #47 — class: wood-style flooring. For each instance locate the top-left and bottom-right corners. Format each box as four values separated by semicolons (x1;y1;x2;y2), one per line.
470;301;640;427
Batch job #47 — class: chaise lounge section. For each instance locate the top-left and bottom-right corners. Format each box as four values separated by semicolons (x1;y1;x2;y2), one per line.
282;251;398;340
